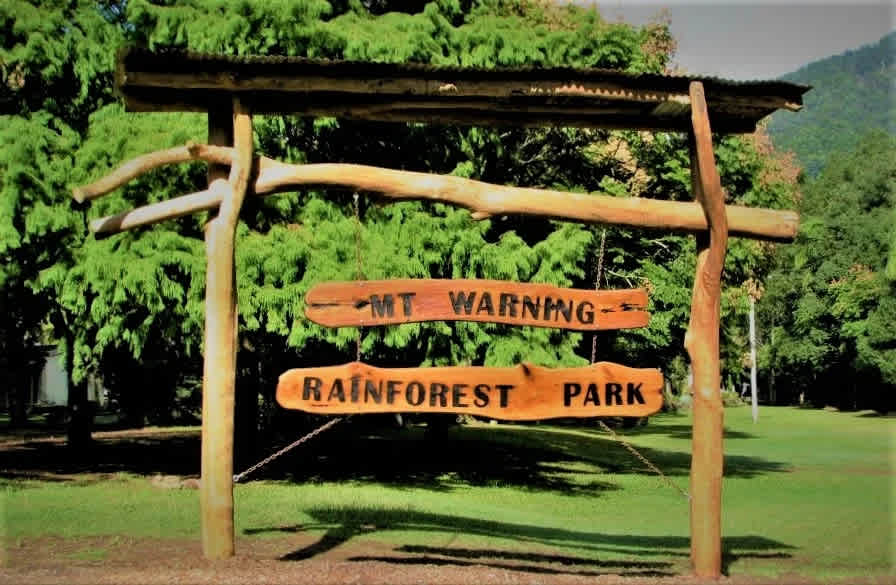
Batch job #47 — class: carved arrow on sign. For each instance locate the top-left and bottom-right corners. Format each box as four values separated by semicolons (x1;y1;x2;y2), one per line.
277;361;663;420
305;279;648;331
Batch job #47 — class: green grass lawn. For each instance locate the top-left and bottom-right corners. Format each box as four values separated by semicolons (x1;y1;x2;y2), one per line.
3;406;893;579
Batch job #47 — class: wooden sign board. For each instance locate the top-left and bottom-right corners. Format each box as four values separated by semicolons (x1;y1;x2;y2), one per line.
306;279;648;331
277;361;663;420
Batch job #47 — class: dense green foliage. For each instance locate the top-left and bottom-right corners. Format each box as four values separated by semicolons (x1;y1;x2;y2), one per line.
6;407;893;578
767;31;895;177
0;0;799;438
0;0;125;430
761;131;896;411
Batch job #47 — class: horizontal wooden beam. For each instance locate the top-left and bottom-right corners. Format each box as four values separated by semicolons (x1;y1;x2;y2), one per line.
276;361;664;420
120;90;767;133
116;49;810;131
79;145;798;241
127;71;699;103
305;280;649;330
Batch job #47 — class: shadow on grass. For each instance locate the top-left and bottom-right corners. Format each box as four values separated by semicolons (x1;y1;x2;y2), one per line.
0;418;789;489
602;423;762;441
0;434;201;483
259;419;788;492
247;506;794;578
504;425;787;478
271;423;622;493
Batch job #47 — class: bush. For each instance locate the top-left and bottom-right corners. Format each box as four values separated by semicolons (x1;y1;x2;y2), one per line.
722;390;747;407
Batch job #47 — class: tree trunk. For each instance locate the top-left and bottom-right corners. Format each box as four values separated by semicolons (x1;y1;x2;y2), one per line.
749;296;758;423
233;351;259;473
65;331;92;450
9;364;29;428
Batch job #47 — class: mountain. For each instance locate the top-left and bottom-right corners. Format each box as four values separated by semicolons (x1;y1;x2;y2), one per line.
767;31;895;177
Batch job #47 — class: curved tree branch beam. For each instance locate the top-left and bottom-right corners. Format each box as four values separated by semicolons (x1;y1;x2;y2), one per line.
72;144;235;203
79;145;798;241
90;182;227;234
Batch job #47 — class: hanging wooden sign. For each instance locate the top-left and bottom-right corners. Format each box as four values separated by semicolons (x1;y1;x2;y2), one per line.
277;361;663;420
305;280;648;331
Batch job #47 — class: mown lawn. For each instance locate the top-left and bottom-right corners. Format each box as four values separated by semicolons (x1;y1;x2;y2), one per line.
2;406;892;579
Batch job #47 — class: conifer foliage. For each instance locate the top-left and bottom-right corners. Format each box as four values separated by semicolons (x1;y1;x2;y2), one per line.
0;0;799;441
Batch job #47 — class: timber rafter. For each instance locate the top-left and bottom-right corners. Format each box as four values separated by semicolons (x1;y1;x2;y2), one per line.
117;49;810;133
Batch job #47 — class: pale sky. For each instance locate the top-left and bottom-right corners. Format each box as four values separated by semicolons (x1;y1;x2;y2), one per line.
590;1;894;80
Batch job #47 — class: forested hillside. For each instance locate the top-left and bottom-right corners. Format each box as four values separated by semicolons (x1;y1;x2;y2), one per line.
759;33;895;412
767;31;895;177
1;0;800;445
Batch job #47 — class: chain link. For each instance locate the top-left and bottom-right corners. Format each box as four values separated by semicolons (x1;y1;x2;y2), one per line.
234;194;368;484
588;228;686;501
590;228;607;364
597;419;690;501
233;416;346;483
353;193;363;362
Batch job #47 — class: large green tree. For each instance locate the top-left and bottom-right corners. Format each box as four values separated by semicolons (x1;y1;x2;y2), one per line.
1;0;124;441
761;131;895;411
1;0;797;453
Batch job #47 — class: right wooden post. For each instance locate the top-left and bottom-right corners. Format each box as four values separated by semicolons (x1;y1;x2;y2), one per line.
686;81;729;578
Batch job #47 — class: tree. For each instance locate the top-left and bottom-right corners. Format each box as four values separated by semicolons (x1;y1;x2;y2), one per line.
0;115;81;426
761;131;895;411
38;106;210;427
1;0;123;441
0;0;799;452
119;0;684;452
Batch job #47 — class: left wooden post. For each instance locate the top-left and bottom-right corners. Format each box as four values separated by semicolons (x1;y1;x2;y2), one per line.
200;97;253;559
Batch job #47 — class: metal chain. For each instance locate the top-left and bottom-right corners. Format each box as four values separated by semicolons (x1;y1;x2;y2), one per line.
587;227;687;501
233;195;367;484
233;416;346;483
353;193;363;362
597;420;690;501
590;228;607;364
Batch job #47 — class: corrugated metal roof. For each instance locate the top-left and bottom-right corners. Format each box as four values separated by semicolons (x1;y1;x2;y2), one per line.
117;48;810;133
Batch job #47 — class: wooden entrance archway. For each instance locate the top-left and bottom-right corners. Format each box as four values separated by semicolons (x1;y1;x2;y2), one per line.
74;49;808;578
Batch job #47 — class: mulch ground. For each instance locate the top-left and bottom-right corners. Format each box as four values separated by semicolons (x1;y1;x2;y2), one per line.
2;535;886;585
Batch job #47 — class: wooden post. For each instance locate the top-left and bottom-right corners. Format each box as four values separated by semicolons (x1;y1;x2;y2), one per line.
685;81;729;579
200;98;253;559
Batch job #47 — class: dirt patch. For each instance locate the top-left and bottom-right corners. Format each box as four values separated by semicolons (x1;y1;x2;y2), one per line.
1;536;881;585
0;428;199;449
